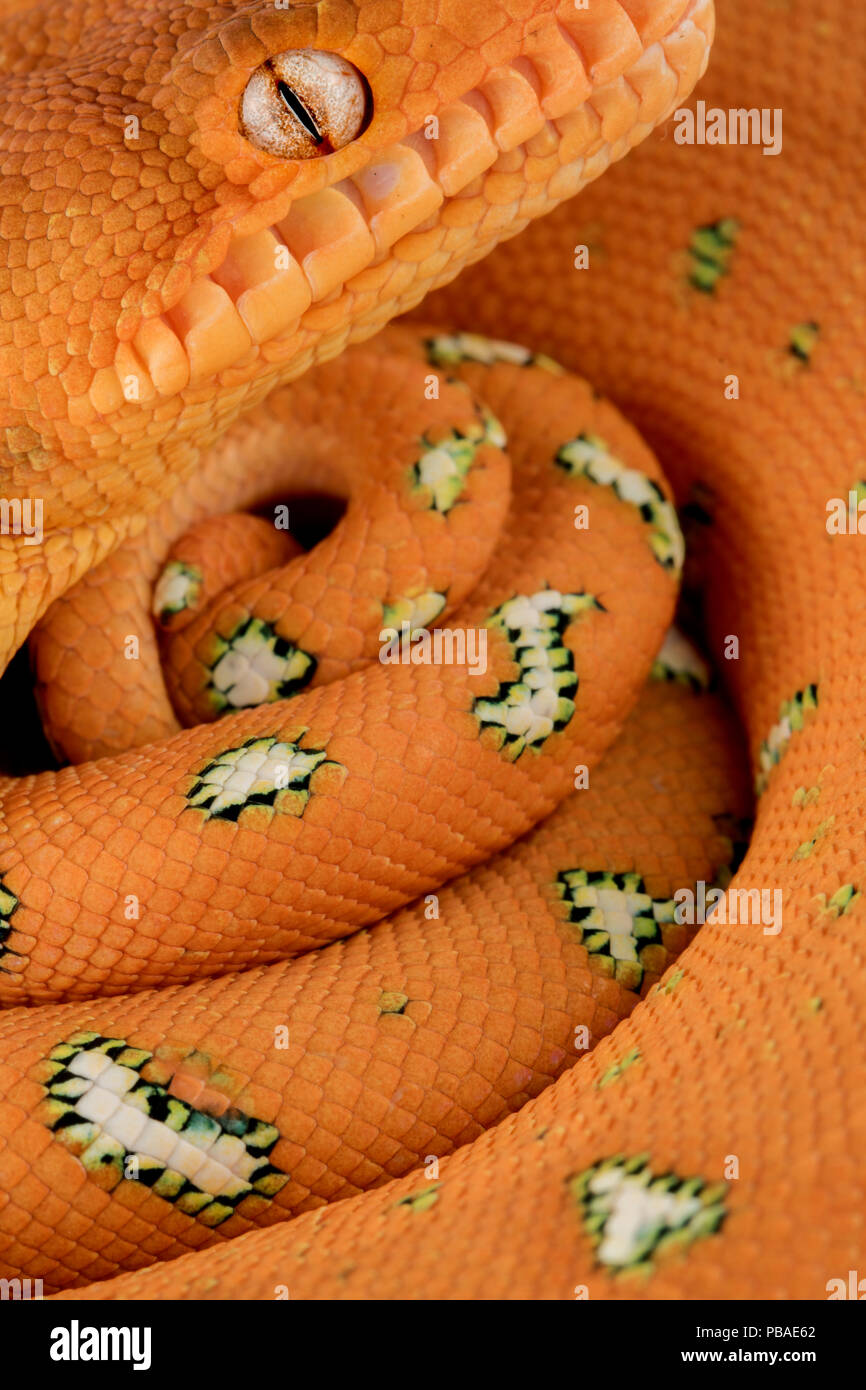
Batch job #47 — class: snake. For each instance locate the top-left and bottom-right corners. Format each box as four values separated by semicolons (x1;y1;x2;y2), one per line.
0;0;862;1301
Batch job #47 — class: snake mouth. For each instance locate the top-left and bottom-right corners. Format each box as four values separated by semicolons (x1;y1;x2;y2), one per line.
94;0;711;412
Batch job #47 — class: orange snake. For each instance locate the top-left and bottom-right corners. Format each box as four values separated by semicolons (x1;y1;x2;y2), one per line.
0;0;862;1301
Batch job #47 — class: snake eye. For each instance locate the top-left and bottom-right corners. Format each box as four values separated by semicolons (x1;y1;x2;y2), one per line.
239;49;370;159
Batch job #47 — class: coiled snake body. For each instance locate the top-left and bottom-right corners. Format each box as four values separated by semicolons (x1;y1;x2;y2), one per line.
0;0;862;1299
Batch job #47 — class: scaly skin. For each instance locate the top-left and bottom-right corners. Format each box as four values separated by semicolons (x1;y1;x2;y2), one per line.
3;343;681;1004
0;670;749;1289
2;330;692;1286
0;0;709;659
0;0;717;1294
8;0;862;1303
62;0;862;1299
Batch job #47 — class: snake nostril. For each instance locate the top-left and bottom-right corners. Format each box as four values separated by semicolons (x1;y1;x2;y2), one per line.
239;49;372;159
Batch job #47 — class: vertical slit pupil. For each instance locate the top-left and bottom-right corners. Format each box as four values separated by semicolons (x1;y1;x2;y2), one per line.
277;81;323;143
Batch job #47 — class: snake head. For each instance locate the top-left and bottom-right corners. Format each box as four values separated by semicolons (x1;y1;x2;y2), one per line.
0;0;713;535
